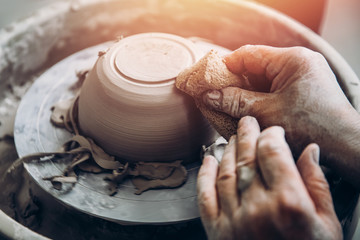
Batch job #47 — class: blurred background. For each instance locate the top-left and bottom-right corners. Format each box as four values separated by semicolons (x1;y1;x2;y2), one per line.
0;0;359;77
322;0;360;78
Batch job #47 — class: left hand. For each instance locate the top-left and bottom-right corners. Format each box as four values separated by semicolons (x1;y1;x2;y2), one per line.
197;116;342;240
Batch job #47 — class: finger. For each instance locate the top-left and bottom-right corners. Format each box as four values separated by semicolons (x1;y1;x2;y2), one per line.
296;144;337;217
256;126;305;191
217;135;238;214
224;45;315;92
203;87;276;119
197;155;219;221
236;116;260;193
224;45;286;78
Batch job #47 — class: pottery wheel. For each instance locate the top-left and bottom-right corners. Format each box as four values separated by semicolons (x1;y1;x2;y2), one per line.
14;39;230;225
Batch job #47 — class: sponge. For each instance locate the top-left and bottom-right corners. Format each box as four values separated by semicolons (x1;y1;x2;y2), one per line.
176;50;246;140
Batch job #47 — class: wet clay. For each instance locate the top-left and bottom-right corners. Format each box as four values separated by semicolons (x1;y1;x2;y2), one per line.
49;94;187;195
44;33;218;194
176;50;248;140
44;34;213;194
77;33;216;163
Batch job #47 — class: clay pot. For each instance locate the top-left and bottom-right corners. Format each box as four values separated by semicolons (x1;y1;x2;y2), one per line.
78;33;216;162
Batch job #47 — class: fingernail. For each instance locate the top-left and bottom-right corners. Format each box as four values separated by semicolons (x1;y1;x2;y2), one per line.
203;90;221;110
240;116;256;125
207;90;221;100
312;145;320;164
203;155;218;166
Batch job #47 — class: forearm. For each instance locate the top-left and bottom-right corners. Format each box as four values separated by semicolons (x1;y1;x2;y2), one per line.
319;109;360;187
282;102;360;187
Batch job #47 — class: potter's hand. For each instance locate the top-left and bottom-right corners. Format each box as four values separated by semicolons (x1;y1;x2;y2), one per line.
197;116;342;240
203;45;360;186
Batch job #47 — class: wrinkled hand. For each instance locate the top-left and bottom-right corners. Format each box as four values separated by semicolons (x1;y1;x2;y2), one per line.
197;116;342;240
202;45;360;185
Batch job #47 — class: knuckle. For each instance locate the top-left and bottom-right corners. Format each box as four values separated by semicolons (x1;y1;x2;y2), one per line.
317;179;331;192
217;170;236;184
237;136;253;148
245;203;262;220
233;91;247;116
198;190;214;207
241;44;254;50
237;130;256;146
257;138;283;157
257;126;287;156
288;47;326;69
237;131;249;142
289;47;313;59
237;123;258;141
311;51;326;62
306;177;332;197
222;88;246;117
236;155;254;166
306;173;330;190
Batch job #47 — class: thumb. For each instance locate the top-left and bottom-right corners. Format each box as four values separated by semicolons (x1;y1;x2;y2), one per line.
202;87;274;118
296;144;337;217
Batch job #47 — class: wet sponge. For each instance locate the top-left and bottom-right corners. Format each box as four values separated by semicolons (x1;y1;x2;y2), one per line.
176;50;244;140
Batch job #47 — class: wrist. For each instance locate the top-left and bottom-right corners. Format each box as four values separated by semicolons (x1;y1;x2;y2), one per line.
319;108;360;186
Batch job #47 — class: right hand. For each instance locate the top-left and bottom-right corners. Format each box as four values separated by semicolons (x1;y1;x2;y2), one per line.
202;45;360;185
197;116;342;240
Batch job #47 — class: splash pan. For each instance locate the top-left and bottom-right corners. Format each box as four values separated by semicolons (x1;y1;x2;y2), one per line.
14;39;229;225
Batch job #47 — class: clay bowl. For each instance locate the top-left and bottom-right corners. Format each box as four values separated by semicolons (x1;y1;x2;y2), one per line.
78;33;217;162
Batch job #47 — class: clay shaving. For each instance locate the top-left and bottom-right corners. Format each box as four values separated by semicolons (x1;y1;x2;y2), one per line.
23;70;187;195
